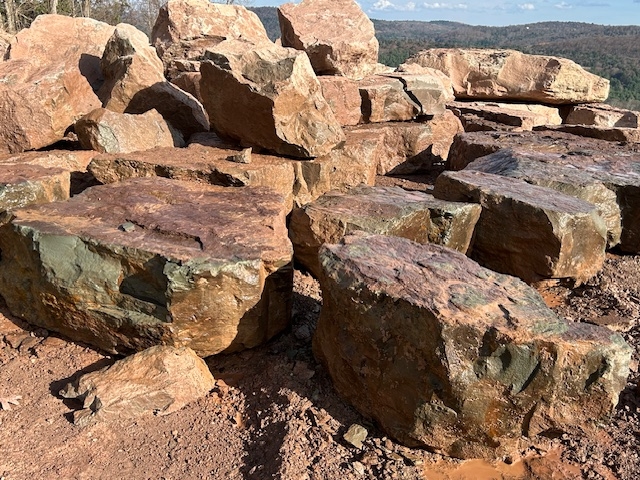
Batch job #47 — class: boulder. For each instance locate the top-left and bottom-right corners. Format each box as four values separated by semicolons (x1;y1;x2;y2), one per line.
200;41;345;158
0;178;293;357
449;101;562;132
405;49;610;104
59;346;215;427
88;143;296;211
151;0;272;79
289;186;481;277
318;76;362;126
314;233;631;459
564;104;640;128
536;124;640;143
99;24;209;140
382;72;453;115
278;0;379;80
171;72;204;104
433;170;607;283
75;108;179;154
358;76;419;123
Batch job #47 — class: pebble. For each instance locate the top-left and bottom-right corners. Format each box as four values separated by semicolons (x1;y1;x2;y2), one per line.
343;423;368;449
352;461;366;475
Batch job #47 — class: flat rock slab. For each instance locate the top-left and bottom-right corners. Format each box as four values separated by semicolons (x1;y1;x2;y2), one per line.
60;346;215;427
314;233;631;459
289;185;481;277
0;178;293;357
564;103;640;128
433;170;607;283
449;101;562;131
536;124;640;143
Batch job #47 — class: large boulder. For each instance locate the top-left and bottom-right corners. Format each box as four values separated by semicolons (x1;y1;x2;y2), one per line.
200;41;345;158
449;101;562;132
405;49;610;104
151;0;271;79
434;170;608;283
564;103;640;128
0;178;293;357
278;0;379;80
289;186;481;277
318;76;362;126
60;346;215;427
314;233;631;459
99;23;209;139
536;124;640;143
75;108;179;154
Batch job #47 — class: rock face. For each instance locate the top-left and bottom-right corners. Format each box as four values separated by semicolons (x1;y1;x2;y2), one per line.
0;178;293;357
200;41;345;158
318;76;362;126
59;346;215;427
564;104;640;128
151;0;271;78
75;108;179;154
314;233;631;460
278;0;379;80
449;101;562;132
536;124;640;143
434;170;608;283
289;186;481;277
406;49;610;104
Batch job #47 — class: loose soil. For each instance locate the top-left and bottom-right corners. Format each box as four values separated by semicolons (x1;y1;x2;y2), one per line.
1;255;639;480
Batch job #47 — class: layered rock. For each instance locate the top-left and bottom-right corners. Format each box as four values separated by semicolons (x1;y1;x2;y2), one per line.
289;186;481;277
75;108;179;154
536;124;640;143
318;76;362;126
151;0;271;78
405;49;610;104
0;178;293;357
449;101;562;132
278;0;379;79
200;41;345;158
60;346;215;427
564;104;640;128
314;233;631;459
434;170;607;283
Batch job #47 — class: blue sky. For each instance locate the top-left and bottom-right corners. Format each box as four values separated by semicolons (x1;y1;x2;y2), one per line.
251;1;640;26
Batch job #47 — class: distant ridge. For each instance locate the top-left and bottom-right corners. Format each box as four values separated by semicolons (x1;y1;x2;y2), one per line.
250;6;640;108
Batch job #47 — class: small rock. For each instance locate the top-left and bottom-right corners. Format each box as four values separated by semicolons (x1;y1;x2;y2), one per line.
344;423;368;449
351;461;366;475
227;147;252;164
118;222;136;233
0;395;22;411
4;332;30;349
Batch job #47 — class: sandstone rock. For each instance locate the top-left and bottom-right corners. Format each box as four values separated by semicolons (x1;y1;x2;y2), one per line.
0;178;293;357
449;101;562;131
171;72;203;104
433;170;608;283
564;103;640;128
358;76;420;123
536;124;640;143
289;185;480;277
0;29;12;59
405;48;610;104
88;143;296;210
59;346;214;427
75;108;179;154
278;0;379;80
0;60;102;153
382;72;453;115
200;41;345;158
151;0;271;79
350;111;463;175
318;76;362;126
314;233;631;459
99;24;209;140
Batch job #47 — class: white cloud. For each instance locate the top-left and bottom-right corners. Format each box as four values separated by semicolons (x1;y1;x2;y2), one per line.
372;0;419;10
555;1;573;8
423;2;468;9
372;0;394;9
519;3;535;9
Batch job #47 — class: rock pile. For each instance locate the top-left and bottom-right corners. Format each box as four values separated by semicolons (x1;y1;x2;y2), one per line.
0;0;637;461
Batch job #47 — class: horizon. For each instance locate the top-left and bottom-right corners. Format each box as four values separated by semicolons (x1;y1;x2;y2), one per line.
249;0;640;27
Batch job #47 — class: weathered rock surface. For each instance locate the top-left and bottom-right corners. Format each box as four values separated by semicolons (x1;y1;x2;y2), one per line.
449;101;562;131
0;29;12;59
318;76;362;126
406;48;610;104
536;124;640;143
171;72;204;104
98;24;209;139
200;41;345;158
382;71;453;115
564;103;640;128
289;186;481;277
0;178;293;356
59;346;215;427
151;0;271;78
313;233;631;459
434;170;608;283
278;0;379;80
350;111;463;175
75;108;179;154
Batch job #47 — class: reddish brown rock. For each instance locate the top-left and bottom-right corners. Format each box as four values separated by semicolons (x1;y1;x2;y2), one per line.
289;186;480;277
449;101;562;132
0;29;12;59
75;108;179;154
434;170;608;283
564;103;640;128
406;48;610;104
536;124;640;143
151;0;271;79
314;233;631;459
60;346;215;427
171;72;203;104
358;75;420;123
0;178;293;357
318;76;362;126
200;41;345;158
278;0;379;80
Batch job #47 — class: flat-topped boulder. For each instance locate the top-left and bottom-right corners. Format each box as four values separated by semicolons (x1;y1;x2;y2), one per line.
200;40;345;159
289;186;480;277
449;101;562;131
564;103;640;128
434;170;608;283
278;0;379;80
536;124;640;143
405;48;610;104
0;178;293;357
314;233;631;460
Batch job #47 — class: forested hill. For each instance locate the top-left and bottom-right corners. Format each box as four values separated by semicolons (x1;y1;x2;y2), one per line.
250;7;640;109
